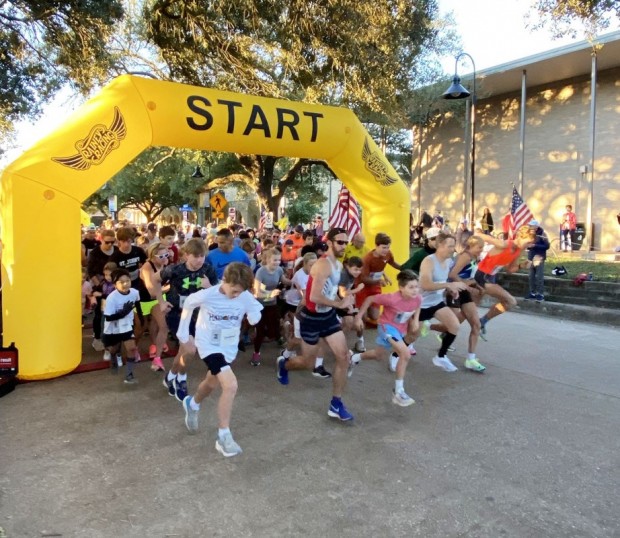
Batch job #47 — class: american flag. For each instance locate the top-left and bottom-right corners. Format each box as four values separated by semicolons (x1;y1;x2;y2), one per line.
328;185;361;239
258;205;266;231
509;186;534;239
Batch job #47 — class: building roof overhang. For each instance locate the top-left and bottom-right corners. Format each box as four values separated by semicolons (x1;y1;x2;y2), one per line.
457;30;620;99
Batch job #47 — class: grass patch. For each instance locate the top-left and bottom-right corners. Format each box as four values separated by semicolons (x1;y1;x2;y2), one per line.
408;248;619;282
521;254;619;282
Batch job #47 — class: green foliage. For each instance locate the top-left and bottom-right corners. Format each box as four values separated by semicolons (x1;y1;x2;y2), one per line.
83;147;206;221
143;0;442;126
528;0;620;39
286;199;322;228
0;0;124;133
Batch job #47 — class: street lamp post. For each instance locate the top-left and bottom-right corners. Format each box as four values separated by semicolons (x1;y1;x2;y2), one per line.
192;165;205;226
443;52;476;223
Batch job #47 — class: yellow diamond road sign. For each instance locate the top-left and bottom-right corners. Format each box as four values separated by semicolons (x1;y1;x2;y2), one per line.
210;192;226;210
213;211;225;219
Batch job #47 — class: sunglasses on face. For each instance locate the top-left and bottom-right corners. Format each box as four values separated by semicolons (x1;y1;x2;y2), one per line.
103;240;115;245
155;253;169;259
334;240;349;246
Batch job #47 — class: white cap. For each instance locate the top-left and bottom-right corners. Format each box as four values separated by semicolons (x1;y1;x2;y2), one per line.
425;227;441;239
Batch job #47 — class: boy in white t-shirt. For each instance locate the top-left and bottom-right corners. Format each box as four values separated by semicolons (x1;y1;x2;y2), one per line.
178;263;263;458
351;270;421;407
102;269;143;384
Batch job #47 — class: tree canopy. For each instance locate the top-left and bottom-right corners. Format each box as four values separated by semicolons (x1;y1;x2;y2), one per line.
0;0;124;136
528;0;620;39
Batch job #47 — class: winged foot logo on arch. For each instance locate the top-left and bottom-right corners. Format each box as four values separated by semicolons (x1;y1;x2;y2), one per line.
52;107;127;171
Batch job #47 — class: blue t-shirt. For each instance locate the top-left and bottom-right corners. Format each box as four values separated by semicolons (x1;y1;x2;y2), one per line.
207;247;251;279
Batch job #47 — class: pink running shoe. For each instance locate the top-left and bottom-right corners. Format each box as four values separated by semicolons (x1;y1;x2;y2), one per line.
149;344;157;359
151;356;165;372
250;352;261;366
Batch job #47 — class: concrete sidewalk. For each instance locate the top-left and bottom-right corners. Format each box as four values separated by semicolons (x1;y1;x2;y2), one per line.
1;309;619;537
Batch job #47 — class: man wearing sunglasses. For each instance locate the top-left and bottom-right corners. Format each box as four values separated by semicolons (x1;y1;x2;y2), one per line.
86;229;118;351
276;227;357;421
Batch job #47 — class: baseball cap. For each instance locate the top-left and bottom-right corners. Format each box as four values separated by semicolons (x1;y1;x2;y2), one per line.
86;224;96;231
294;224;304;233
425;227;441;239
529;219;539;227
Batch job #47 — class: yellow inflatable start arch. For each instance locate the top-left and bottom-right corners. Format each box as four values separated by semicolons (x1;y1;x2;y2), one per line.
0;75;409;380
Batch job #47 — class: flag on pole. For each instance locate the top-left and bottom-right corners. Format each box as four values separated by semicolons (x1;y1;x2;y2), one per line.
328;185;361;239
258;205;266;231
509;186;534;239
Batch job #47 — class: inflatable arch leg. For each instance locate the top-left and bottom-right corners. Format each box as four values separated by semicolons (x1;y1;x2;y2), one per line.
0;75;409;380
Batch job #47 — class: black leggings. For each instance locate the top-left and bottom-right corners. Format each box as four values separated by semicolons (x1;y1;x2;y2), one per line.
254;304;280;352
92;296;103;339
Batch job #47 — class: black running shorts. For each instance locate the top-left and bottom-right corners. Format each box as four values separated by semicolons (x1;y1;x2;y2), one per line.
297;307;342;346
202;352;230;375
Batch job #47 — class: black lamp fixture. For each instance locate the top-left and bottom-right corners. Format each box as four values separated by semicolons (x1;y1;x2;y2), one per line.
191;165;205;179
442;52;476;222
442;76;471;100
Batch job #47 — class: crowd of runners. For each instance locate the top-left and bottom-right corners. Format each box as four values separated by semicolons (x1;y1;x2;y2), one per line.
82;216;537;457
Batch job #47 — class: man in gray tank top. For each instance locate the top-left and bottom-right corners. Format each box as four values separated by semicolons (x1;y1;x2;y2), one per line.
418;233;467;372
276;227;357;421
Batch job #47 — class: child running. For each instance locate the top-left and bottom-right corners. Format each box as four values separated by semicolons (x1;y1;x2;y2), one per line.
102;269;143;384
179;263;263;458
351;270;421;407
251;247;290;366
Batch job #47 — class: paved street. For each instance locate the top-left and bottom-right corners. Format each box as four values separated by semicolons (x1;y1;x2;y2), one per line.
1;308;619;538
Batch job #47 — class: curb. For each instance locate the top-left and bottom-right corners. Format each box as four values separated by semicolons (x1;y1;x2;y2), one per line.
481;296;620;328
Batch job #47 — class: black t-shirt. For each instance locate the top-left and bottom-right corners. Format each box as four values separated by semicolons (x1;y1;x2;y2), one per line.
82;238;101;258
110;246;147;286
86;245;117;280
159;261;218;311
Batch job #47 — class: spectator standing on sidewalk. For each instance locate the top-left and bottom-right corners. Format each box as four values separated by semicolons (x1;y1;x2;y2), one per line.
480;207;494;235
560;205;577;252
526;219;550;302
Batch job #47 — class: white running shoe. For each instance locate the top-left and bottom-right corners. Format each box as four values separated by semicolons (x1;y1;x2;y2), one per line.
354;340;366;353
216;433;242;457
392;390;415;407
388;353;399;372
103;350;111;361
408;343;417;356
432;355;458;372
347;351;360;378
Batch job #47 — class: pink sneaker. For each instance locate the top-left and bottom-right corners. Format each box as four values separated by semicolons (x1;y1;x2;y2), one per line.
151;356;165;372
148;344;157;359
250;352;261;366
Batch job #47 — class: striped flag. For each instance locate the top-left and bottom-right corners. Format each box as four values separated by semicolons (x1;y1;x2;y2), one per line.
258;205;266;231
328;185;361;239
509;186;534;239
